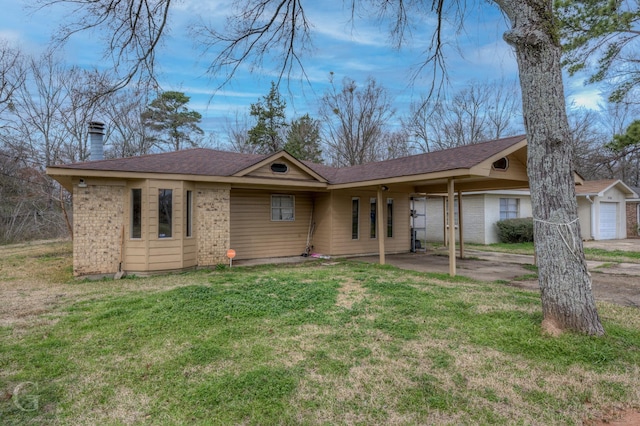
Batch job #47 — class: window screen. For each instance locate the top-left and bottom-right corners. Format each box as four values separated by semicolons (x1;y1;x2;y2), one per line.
271;195;295;221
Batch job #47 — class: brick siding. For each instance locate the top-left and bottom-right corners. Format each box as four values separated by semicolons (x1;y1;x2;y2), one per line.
73;184;125;275
196;187;230;266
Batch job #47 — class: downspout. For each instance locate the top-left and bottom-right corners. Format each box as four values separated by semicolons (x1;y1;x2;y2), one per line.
586;195;595;240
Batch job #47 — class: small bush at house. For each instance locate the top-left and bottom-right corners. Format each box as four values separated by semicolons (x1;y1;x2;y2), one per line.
496;217;534;243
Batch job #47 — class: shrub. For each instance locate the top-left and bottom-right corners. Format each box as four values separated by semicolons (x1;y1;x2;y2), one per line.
496;218;534;243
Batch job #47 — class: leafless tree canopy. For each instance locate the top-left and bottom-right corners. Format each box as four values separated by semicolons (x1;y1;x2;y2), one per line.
319;75;396;166
36;0;172;91
406;80;523;152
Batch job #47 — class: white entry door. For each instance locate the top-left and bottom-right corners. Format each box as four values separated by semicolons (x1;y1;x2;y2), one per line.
599;202;618;240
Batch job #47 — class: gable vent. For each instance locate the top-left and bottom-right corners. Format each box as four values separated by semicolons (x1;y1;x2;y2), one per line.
271;163;289;173
492;157;509;171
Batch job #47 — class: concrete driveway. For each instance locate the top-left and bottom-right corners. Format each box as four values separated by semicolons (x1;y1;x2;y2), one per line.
355;240;640;307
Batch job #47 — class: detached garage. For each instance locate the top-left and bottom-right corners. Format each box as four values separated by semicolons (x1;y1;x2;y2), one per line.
576;180;637;240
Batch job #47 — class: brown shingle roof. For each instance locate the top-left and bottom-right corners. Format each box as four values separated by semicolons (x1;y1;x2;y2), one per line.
575;179;637;197
53;148;270;176
575;179;620;195
51;135;527;184
304;135;526;184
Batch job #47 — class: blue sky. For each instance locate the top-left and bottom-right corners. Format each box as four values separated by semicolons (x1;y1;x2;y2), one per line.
0;0;604;142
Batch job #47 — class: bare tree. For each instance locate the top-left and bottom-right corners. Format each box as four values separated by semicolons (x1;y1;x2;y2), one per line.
7;51;70;167
103;87;155;158
320;75;395;166
406;80;523;152
58;67;114;162
565;107;610;181
225;112;259;154
36;0;171;92
0;40;25;127
380;129;414;160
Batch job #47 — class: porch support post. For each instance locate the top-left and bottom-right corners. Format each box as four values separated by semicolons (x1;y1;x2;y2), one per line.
448;179;456;276
458;189;464;259
377;186;386;265
442;196;447;246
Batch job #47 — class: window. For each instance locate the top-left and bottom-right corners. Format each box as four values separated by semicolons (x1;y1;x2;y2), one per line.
186;190;193;237
370;198;377;238
158;189;173;238
131;188;142;239
387;199;393;238
271;195;295;221
500;198;519;220
270;163;289;173
352;198;359;239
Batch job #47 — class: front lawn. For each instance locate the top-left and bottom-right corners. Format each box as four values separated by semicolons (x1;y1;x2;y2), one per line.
1;241;639;424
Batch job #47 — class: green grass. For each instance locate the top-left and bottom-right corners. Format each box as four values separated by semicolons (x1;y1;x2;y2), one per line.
1;242;640;424
467;241;640;263
584;247;640;262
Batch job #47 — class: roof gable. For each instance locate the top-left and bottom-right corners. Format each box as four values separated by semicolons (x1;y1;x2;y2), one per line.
233;151;328;183
575;179;637;198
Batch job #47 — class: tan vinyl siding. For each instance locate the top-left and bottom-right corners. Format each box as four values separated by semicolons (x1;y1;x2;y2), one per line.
488;153;528;181
328;190;410;256
183;184;197;267
311;192;332;254
124;180;148;271
146;180;182;270
230;189;313;259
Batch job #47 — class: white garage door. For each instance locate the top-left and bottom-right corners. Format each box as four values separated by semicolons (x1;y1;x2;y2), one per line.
599;202;618;240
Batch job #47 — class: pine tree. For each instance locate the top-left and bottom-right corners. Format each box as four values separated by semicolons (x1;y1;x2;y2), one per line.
248;82;287;154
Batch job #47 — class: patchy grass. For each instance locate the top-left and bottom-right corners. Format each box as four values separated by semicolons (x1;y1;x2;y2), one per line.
468;242;640;264
1;241;640;425
584;248;640;263
468;242;535;255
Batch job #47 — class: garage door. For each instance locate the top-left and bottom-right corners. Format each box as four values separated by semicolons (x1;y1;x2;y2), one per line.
599;202;618;240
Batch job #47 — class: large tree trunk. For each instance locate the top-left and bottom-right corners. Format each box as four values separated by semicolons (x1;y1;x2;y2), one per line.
494;0;604;335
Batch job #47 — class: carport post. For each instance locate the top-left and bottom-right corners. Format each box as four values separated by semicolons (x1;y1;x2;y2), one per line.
377;186;386;265
458;189;464;259
448;179;456;276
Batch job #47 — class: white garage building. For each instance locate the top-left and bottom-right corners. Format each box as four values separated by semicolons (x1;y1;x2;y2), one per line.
576;179;637;241
421;179;636;245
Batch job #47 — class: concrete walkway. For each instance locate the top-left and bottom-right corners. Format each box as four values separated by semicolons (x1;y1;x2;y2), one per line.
235;239;640;282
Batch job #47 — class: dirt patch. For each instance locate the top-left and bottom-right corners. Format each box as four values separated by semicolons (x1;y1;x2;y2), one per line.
509;272;640;308
586;407;640;426
0;240;206;334
336;278;366;309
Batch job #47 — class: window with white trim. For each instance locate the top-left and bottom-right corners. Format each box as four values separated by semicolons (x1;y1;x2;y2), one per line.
158;189;173;238
352;198;359;239
387;199;393;238
370;198;377;238
500;198;519;220
131;188;142;239
186;190;193;237
271;195;295;221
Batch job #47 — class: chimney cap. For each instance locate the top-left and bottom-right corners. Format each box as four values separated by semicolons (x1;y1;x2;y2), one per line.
88;121;105;134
